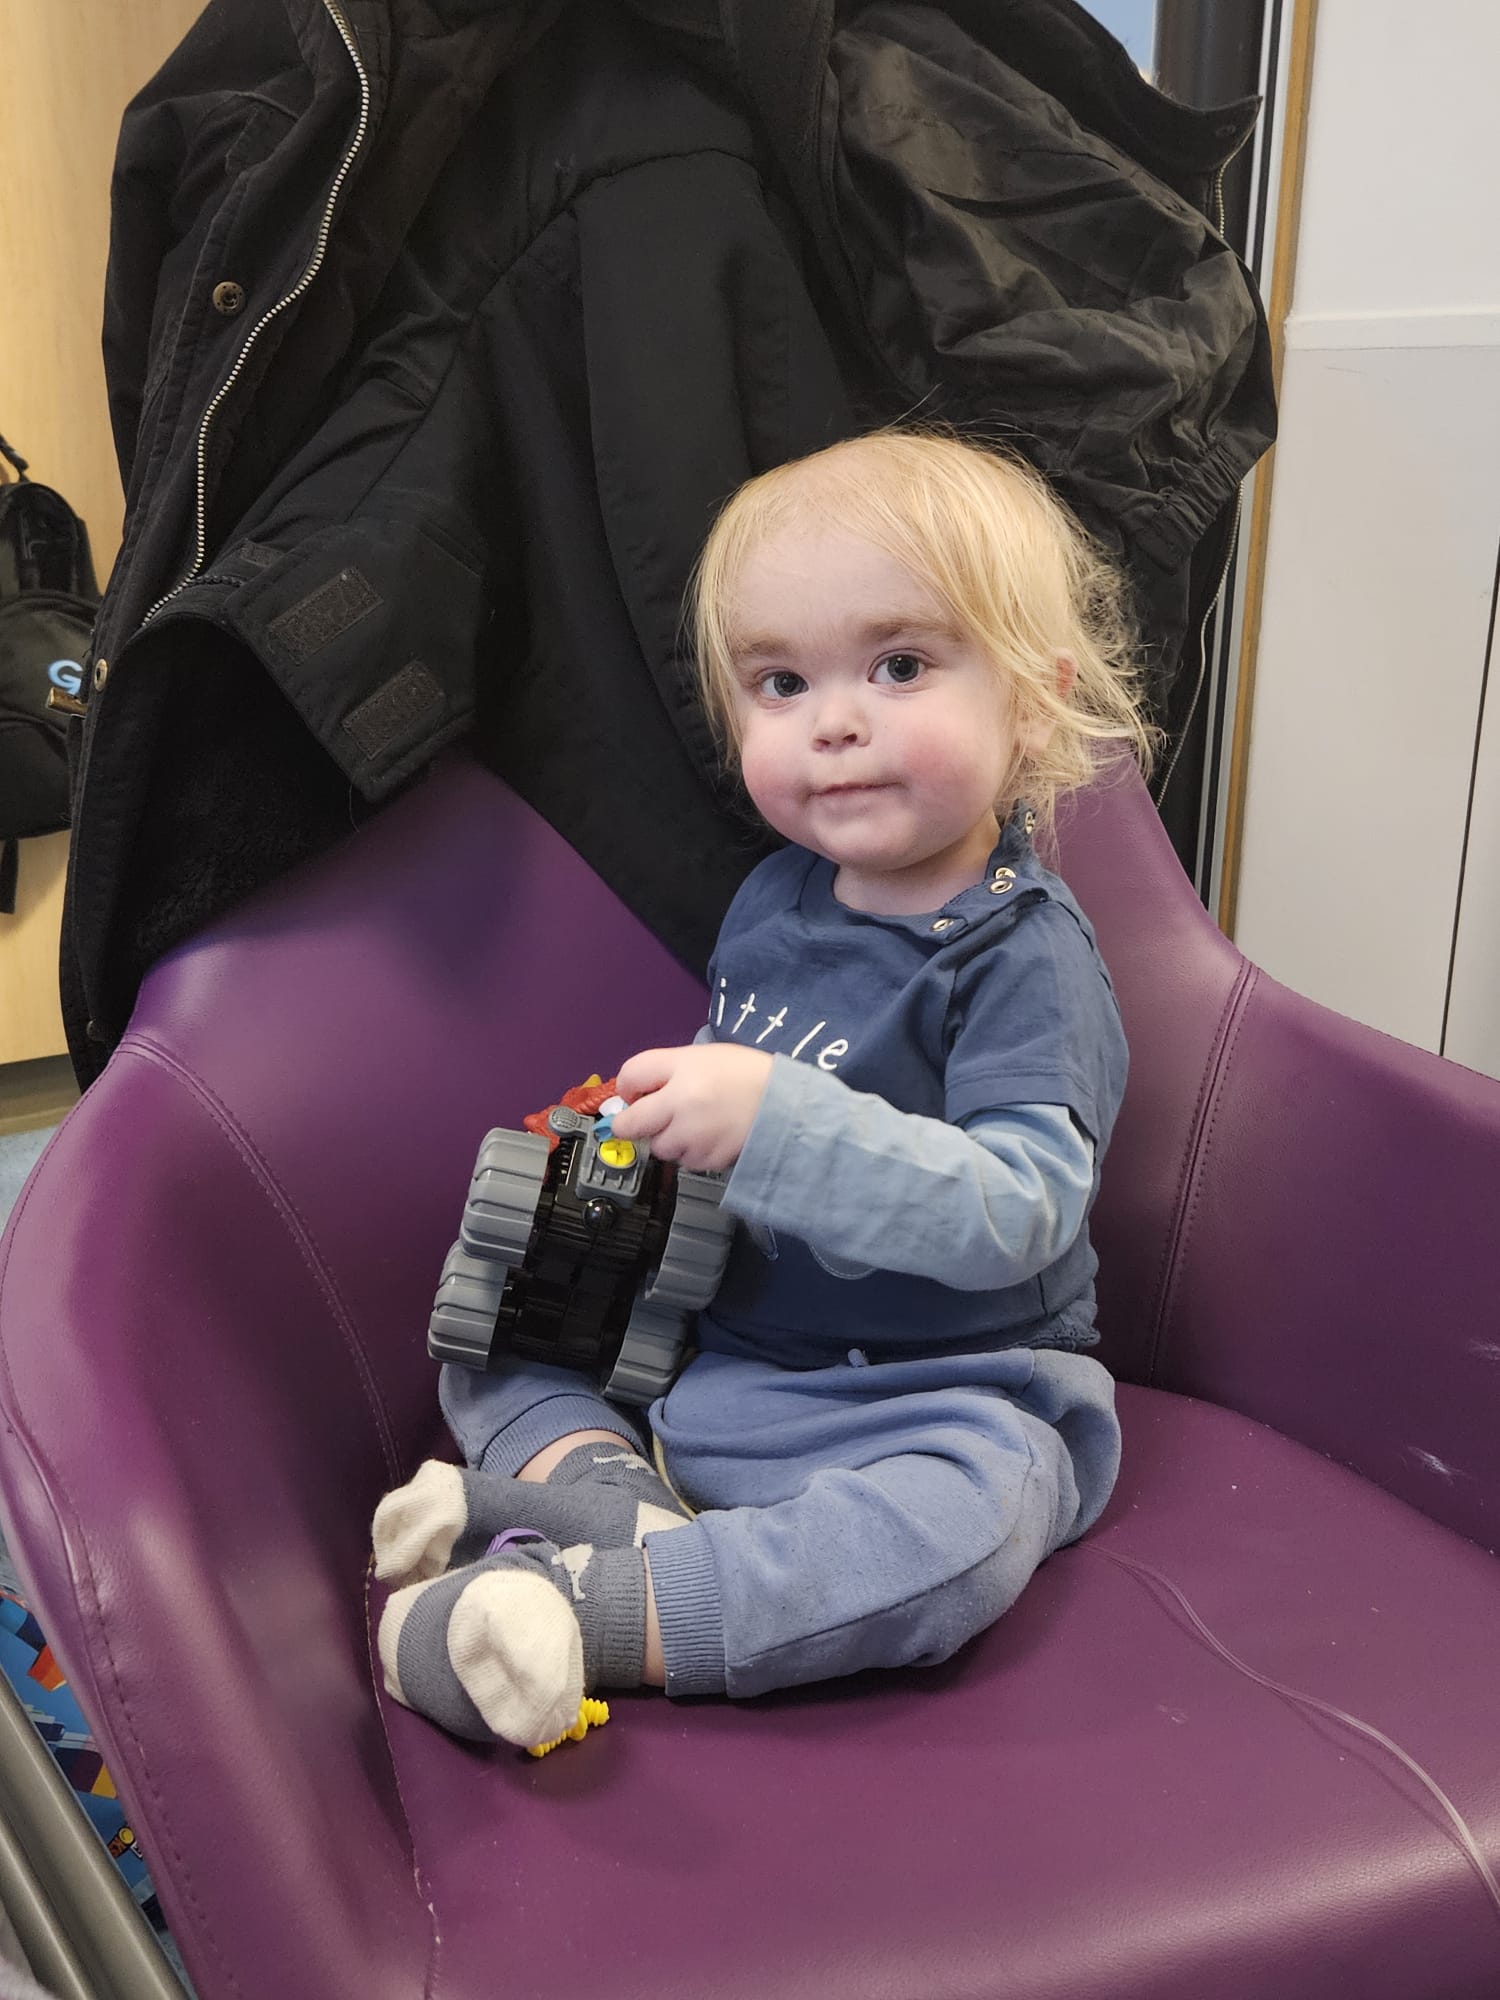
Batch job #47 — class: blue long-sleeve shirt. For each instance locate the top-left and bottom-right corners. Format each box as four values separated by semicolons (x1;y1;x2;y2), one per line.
694;807;1128;1365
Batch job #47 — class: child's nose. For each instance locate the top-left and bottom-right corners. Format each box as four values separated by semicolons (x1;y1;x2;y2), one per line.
810;693;869;748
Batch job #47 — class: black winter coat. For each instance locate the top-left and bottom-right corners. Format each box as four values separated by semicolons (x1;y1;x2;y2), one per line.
65;0;1274;1082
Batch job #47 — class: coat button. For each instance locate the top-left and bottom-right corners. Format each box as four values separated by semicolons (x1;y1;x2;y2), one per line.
212;281;247;316
931;918;955;933
92;658;109;691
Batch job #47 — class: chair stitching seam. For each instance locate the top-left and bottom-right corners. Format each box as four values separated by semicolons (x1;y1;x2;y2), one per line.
1145;962;1259;1382
365;1561;443;1997
1165;971;1258;1345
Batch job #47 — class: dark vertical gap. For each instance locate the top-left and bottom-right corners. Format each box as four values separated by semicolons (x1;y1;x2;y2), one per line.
1152;0;1272;896
1197;543;1241;897
1196;0;1281;898
1439;535;1500;1056
1249;0;1284;274
1154;0;1267;243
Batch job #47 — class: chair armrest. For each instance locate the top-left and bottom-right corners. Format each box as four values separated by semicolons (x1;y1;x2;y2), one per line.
0;760;714;1993
1146;962;1500;1550
0;1058;435;1997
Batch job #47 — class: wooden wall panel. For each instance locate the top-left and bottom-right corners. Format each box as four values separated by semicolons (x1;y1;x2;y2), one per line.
0;0;205;1067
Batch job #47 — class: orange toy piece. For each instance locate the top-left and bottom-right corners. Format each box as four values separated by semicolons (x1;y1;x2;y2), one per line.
523;1074;621;1153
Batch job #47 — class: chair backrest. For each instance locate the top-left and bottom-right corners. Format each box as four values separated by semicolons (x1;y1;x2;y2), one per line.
1060;768;1500;1551
1052;769;1247;1387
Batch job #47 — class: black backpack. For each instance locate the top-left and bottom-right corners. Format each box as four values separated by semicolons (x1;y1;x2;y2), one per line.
0;434;99;912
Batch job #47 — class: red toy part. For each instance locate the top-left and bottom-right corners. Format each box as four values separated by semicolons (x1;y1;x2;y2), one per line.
522;1073;621;1152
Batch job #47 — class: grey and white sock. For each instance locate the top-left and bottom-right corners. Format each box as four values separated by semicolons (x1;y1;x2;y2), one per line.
378;1531;648;1748
373;1443;690;1586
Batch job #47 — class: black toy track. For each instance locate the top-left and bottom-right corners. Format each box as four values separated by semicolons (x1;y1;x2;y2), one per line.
428;1103;732;1404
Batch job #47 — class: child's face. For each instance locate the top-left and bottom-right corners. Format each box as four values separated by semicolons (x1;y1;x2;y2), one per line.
726;522;1050;913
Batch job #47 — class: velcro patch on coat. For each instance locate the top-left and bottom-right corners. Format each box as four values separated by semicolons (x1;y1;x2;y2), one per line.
269;567;382;658
341;661;444;761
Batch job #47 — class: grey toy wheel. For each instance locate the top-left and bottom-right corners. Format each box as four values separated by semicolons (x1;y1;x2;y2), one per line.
460;1128;550;1264
428;1241;510;1365
429;1127;549;1366
641;1168;733;1313
601;1169;734;1403
603;1295;694;1405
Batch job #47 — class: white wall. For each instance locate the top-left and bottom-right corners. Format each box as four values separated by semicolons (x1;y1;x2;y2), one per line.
1233;0;1500;1069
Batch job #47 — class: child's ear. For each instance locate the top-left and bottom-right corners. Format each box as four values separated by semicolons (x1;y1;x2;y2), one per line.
1018;652;1076;758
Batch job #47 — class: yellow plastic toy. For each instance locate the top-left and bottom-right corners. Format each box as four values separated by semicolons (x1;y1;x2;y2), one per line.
527;1698;610;1759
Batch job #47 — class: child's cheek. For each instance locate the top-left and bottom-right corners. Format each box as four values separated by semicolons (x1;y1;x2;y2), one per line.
737;732;796;825
899;722;970;791
909;707;1008;796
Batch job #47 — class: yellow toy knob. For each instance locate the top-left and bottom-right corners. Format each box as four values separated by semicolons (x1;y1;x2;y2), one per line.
598;1138;636;1170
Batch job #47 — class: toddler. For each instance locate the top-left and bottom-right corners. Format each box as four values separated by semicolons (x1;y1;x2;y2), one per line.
373;430;1154;1748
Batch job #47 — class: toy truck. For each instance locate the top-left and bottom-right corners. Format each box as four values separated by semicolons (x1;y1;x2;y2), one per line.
428;1083;733;1404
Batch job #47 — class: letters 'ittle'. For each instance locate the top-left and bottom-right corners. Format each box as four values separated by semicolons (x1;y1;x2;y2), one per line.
712;981;850;1072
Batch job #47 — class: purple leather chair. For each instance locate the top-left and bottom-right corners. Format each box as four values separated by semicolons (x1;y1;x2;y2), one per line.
1;755;1498;1999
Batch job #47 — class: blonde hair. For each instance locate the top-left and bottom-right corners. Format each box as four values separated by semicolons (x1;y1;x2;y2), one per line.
687;428;1157;833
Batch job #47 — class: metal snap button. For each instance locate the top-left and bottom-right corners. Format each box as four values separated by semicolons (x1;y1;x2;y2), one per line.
92;657;109;692
988;867;1017;895
931;918;955;933
212;281;247;316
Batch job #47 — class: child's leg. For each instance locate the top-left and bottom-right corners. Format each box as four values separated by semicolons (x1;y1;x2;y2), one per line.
439;1356;645;1476
642;1422;1081;1699
639;1347;1120;1700
374;1359;690;1584
379;1530;652;1745
378;1420;1070;1741
372;1434;692;1583
380;1352;1117;1728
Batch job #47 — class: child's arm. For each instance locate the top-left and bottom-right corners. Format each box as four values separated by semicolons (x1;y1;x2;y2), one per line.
613;1041;1092;1291
720;1056;1094;1291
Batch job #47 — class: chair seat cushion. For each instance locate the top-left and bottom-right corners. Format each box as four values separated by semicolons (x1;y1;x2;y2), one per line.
378;1381;1500;2000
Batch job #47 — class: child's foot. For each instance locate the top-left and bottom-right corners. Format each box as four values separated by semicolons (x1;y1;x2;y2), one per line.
372;1442;690;1585
377;1532;647;1748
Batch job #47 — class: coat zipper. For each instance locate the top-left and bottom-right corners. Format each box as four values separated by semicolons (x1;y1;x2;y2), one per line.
1151;492;1241;809
1208;99;1258;243
1211;161;1228;237
140;0;373;627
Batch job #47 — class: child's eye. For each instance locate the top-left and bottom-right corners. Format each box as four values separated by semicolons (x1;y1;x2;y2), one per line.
873;652;924;686
760;670;807;700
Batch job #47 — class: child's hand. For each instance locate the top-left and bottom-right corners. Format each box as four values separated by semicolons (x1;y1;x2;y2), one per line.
611;1043;773;1172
